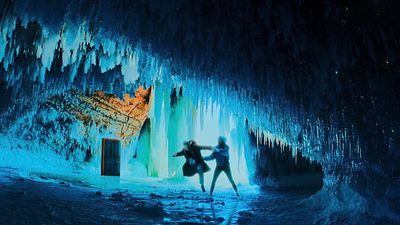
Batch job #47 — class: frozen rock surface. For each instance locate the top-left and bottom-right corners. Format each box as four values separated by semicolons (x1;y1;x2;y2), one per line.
1;168;398;225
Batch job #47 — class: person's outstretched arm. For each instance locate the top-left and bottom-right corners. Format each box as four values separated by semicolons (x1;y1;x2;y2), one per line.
173;149;185;157
194;144;213;151
203;152;215;161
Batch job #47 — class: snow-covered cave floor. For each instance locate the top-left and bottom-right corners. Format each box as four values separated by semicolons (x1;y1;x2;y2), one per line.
0;167;320;225
0;167;396;225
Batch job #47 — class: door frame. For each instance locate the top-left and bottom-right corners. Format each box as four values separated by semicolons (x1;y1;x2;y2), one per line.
101;138;121;176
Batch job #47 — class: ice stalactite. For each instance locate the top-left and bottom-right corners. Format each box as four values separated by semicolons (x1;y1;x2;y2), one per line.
146;81;170;177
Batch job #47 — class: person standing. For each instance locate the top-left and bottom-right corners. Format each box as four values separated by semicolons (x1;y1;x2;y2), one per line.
173;140;212;192
204;136;239;196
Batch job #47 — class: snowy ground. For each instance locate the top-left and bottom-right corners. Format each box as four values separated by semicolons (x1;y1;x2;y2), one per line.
0;167;327;225
2;167;398;225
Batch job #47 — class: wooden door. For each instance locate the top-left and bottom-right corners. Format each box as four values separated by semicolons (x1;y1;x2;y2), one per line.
101;138;121;176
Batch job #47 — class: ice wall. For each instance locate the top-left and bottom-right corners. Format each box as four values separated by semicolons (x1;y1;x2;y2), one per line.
134;84;251;185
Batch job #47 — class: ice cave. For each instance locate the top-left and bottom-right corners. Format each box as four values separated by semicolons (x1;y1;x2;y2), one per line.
0;0;399;224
